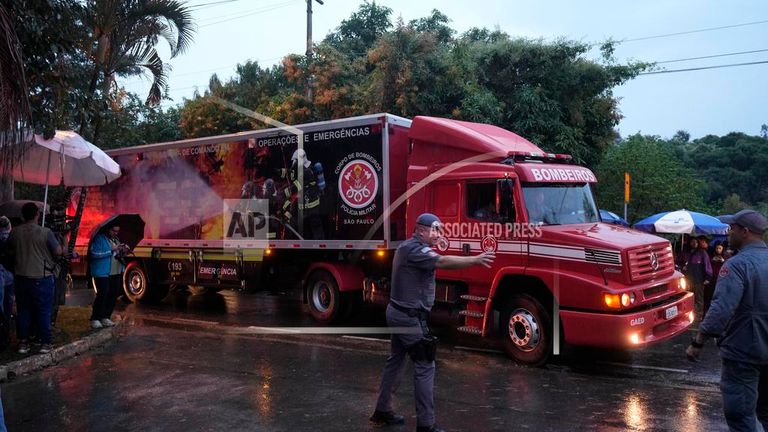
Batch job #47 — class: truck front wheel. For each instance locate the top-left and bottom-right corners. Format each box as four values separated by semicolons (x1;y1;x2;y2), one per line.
501;294;552;366
306;270;343;323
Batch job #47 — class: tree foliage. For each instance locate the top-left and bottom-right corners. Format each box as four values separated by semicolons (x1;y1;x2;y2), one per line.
595;134;707;222
677;133;768;207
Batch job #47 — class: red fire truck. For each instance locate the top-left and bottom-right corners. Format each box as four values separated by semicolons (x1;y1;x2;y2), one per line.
74;113;693;365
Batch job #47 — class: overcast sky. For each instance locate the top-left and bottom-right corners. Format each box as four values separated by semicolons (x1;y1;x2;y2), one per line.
121;0;768;140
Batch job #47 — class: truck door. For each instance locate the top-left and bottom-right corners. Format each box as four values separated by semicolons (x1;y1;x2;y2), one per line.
461;179;526;284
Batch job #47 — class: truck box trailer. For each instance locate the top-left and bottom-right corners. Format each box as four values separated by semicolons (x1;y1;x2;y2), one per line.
72;113;693;365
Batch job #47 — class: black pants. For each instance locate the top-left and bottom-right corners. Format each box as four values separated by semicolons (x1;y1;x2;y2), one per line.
90;275;122;321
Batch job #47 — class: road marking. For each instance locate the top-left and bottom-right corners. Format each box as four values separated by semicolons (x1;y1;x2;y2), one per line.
228;326;421;335
169;318;220;326
453;346;504;354
342;336;389;343
597;361;689;374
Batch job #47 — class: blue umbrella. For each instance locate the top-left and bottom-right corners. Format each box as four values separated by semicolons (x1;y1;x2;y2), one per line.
633;209;729;235
600;209;630;226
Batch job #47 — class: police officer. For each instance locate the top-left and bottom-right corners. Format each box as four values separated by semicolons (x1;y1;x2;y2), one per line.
686;209;768;431
371;213;495;432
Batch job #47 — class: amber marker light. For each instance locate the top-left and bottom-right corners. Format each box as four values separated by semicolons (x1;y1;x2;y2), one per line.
603;293;621;309
377;250;385;258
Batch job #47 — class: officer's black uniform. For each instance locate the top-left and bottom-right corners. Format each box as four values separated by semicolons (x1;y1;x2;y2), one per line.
373;214;443;431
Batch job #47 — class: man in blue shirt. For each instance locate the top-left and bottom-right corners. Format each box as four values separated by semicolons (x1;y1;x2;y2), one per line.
687;209;768;432
371;213;494;432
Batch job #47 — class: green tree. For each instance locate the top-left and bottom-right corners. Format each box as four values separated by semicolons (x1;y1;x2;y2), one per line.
365;23;457;117
680;133;768;205
457;37;649;167
721;193;748;214
324;1;392;58
77;0;194;141
97;90;181;148
595;134;707;222
409;9;454;44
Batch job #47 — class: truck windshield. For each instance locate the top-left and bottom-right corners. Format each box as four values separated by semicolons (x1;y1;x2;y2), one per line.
522;183;599;225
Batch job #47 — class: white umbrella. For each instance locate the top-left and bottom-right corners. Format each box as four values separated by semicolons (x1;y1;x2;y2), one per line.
11;130;121;225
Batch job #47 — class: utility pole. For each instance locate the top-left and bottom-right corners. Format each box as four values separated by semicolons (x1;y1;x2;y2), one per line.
306;0;323;101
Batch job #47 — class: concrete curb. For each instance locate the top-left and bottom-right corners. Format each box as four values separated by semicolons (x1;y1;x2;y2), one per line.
0;323;123;382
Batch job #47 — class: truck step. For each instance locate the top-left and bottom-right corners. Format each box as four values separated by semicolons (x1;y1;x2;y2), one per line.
460;294;487;302
457;326;482;335
459;310;485;318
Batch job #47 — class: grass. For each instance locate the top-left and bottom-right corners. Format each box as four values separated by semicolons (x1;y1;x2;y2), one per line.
0;305;99;364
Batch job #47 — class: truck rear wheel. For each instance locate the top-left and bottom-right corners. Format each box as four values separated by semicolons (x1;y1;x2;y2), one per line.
306;270;343;323
123;262;167;303
501;294;552;367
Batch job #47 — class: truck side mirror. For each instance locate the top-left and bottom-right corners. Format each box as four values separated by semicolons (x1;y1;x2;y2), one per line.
498;179;515;222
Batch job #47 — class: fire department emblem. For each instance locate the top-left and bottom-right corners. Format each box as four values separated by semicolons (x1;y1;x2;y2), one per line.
339;159;378;209
649;251;659;271
436;236;450;252
482;235;498;253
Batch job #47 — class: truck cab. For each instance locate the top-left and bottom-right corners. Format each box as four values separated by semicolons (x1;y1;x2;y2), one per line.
405;116;693;365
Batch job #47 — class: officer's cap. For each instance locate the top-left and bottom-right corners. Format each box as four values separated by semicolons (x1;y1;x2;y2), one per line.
416;213;442;227
719;209;767;235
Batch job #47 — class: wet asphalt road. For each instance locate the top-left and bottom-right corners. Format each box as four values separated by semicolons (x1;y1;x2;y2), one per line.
2;283;730;431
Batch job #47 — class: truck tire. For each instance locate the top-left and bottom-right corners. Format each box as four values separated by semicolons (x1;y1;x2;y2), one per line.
501;294;552;367
306;270;343;323
123;262;167;303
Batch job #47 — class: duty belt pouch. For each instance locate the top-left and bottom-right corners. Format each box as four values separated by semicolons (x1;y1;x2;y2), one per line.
408;335;439;363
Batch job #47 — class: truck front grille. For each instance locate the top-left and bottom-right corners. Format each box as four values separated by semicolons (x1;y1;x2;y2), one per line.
628;243;674;282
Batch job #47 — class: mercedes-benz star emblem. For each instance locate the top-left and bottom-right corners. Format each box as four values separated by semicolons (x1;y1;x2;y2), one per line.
649;251;659;271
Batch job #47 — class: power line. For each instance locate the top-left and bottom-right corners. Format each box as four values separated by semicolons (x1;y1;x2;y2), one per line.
639;60;768;75
187;0;247;10
656;48;768;64
199;0;299;28
620;19;768;43
194;1;281;24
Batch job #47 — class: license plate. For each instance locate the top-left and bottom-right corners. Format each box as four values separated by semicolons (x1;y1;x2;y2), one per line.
665;305;678;320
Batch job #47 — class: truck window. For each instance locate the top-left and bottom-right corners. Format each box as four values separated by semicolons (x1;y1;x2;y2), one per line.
522;183;599;225
432;183;459;217
466;182;502;222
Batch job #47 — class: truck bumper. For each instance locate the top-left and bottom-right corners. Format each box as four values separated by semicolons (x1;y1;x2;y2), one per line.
560;292;694;348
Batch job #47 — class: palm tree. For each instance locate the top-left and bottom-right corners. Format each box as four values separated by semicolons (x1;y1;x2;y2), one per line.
78;0;195;137
0;4;31;201
69;0;195;252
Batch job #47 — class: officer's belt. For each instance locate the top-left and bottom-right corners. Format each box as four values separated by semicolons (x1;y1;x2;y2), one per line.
389;302;428;319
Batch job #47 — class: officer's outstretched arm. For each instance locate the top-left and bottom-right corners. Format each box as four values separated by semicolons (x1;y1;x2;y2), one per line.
436;252;495;270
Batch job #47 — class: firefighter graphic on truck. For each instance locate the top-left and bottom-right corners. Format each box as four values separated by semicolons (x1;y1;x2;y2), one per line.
278;148;326;240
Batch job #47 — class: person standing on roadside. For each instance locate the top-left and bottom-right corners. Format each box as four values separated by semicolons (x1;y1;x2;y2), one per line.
89;224;128;329
8;203;62;354
686;209;768;432
370;213;495;432
685;235;712;320
704;241;729;317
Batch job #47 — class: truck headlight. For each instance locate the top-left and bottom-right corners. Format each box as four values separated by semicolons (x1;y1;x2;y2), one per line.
678;277;688;291
621;293;636;307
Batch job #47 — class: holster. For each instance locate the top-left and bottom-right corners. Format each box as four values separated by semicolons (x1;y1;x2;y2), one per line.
407;335;439;362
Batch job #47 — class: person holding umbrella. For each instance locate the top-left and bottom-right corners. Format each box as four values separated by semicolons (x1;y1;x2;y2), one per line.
89;223;128;329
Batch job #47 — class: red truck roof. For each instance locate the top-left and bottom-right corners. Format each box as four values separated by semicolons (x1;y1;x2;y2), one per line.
408;116;543;166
